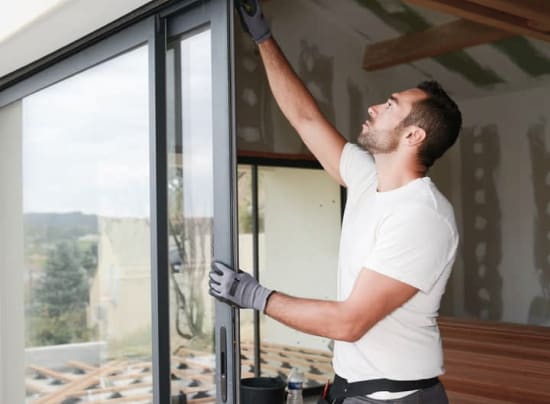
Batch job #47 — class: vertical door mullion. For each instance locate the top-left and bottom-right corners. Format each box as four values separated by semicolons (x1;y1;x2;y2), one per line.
150;14;171;404
211;0;239;402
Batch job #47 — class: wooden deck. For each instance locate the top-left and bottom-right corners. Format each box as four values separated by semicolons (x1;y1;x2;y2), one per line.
25;342;333;403
25;318;550;403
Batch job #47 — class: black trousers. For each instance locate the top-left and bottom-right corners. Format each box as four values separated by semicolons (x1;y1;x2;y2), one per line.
341;382;449;404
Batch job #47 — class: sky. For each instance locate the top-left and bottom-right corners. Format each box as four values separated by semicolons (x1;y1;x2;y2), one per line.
22;30;214;219
0;0;65;42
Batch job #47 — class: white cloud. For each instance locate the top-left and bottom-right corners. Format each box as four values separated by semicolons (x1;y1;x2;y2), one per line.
23;46;151;218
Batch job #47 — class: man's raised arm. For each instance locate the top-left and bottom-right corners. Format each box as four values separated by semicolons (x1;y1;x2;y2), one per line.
236;0;346;185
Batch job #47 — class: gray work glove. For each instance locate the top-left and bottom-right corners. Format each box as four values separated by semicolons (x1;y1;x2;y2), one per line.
209;261;273;312
235;0;272;43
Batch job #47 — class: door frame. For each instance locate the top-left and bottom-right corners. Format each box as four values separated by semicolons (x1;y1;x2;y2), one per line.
0;1;238;403
164;1;238;402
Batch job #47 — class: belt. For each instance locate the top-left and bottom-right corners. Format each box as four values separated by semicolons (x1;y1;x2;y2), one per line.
325;374;440;404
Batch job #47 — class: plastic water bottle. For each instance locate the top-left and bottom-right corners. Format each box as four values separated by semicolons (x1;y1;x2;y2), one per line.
286;367;304;404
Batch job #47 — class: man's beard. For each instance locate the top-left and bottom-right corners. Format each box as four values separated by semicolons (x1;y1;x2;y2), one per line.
358;124;400;154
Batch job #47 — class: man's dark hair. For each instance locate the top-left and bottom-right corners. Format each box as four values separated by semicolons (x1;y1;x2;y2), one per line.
401;80;462;169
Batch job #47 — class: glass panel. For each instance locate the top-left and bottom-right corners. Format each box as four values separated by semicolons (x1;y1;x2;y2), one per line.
167;27;216;402
237;164;257;379
22;46;152;402
238;165;340;387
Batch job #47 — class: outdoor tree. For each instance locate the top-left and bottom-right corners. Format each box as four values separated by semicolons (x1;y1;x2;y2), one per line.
168;168;211;343
30;241;92;346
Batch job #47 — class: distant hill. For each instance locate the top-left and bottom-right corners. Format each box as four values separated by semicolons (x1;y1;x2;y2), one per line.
24;212;98;241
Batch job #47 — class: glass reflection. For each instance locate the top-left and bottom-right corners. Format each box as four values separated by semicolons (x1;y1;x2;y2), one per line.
237;165;340;387
167;28;216;402
22;45;152;403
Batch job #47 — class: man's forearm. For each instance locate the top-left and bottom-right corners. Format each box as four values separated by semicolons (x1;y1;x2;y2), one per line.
257;38;346;184
258;38;324;131
265;291;360;342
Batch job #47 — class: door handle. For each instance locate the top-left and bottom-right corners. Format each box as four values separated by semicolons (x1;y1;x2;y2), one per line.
219;326;227;402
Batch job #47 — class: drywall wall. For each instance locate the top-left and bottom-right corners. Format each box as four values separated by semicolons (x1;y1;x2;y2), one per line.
439;85;550;326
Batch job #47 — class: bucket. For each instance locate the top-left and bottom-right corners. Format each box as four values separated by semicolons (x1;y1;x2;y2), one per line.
241;377;286;404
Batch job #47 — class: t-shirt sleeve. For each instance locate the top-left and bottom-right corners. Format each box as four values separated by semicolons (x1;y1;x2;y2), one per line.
364;206;457;293
339;143;376;190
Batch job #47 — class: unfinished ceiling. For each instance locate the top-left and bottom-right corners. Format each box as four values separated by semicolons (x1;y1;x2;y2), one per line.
295;0;550;99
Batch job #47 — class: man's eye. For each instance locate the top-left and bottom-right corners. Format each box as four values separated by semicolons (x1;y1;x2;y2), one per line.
386;102;392;109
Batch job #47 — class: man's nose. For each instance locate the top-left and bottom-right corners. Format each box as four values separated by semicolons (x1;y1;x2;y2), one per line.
368;106;376;118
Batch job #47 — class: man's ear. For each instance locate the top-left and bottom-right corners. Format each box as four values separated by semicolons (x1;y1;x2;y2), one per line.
404;126;426;147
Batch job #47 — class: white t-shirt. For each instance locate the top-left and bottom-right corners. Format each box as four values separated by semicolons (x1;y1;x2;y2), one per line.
332;143;459;399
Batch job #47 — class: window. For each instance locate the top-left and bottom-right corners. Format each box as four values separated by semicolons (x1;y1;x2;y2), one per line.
167;27;218;402
18;45;153;402
238;164;341;388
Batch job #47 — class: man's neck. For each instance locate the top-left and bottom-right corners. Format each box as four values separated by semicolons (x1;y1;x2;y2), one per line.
374;154;424;192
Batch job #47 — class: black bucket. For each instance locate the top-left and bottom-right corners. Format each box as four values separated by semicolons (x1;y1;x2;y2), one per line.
241;377;286;404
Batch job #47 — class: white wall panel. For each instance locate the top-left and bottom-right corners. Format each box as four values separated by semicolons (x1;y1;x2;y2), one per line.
0;0;152;77
0;100;24;404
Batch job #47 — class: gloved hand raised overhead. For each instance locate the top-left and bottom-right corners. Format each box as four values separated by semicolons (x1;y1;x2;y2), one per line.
235;0;272;43
209;261;273;312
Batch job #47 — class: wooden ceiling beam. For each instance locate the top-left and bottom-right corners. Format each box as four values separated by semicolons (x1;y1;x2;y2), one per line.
362;19;512;71
466;0;550;27
403;0;550;42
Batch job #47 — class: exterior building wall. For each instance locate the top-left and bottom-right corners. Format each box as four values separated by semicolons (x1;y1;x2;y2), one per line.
89;217;152;354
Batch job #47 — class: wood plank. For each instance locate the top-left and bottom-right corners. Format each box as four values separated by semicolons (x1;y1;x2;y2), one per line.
362;19;512;71
466;0;550;27
241;343;332;365
27;365;75;382
34;367;106;404
438;318;550;403
172;356;214;370
25;380;46;394
242;360;330;383
66;360;98;372
99;394;212;404
108;371;151;381
445;349;550;378
174;347;213;357
34;361;125;404
172;368;214;383
244;351;333;372
250;341;333;358
94;393;153;403
404;0;550;42
439;315;550;335
188;398;215;404
68;382;153;398
442;366;550;403
442;336;550;362
446;390;515;404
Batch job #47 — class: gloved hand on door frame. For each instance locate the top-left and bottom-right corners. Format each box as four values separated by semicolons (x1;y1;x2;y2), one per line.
209;261;274;312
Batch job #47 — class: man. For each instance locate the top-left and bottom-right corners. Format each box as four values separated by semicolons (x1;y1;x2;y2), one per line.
209;1;462;403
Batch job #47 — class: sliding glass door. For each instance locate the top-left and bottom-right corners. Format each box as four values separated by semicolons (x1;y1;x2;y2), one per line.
166;1;237;403
0;1;236;403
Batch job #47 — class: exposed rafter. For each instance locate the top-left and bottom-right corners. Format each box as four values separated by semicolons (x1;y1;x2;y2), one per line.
467;0;550;26
363;19;512;71
403;0;550;42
